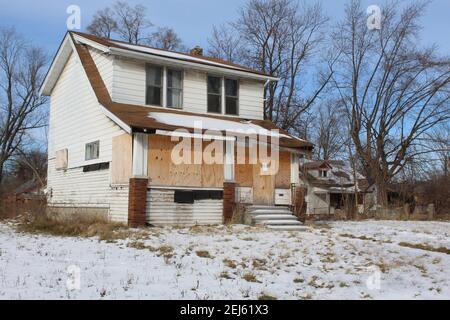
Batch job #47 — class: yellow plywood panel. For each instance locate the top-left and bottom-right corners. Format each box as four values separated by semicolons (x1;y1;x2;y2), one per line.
111;134;132;184
275;151;291;188
148;135;223;188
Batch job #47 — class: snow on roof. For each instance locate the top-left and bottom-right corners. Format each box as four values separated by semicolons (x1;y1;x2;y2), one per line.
148;112;290;138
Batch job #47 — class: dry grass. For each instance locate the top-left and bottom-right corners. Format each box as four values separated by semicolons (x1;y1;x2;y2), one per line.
223;259;238;269
16;211;125;240
258;294;277;300
398;242;450;255
242;272;260;283
196;250;213;259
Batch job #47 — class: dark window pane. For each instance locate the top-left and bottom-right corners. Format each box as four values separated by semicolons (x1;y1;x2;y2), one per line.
226;97;238;115
168;69;182;89
85;141;100;161
208;95;221;113
207;76;221;94
225;79;238;96
146;86;161;106
146;65;162;86
167;88;182;109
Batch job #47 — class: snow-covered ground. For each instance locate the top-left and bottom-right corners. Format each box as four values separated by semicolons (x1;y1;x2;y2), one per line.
0;220;449;300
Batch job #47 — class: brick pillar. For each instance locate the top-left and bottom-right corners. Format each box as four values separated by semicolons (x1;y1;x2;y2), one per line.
128;178;148;227
223;182;237;224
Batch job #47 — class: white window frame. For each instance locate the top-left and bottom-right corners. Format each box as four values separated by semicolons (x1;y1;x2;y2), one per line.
224;77;239;116
146;64;184;109
207;75;240;116
85;141;100;161
319;170;328;178
166;67;184;109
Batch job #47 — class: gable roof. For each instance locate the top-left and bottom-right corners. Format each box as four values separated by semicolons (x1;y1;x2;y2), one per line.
70;32;275;79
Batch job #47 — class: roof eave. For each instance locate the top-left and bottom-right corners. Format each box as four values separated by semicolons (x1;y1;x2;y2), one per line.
109;47;279;82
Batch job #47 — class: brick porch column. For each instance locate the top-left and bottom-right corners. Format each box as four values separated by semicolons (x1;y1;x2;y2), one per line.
223;182;237;224
128;133;148;227
128;178;148;227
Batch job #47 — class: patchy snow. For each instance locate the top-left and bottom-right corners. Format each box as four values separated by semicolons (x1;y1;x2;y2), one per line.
148;112;291;139
0;221;449;300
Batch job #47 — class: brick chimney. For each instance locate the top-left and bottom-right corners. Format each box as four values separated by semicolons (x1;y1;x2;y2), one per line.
190;46;203;56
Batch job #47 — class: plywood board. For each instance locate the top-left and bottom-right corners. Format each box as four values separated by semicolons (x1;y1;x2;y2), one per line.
275;151;291;188
252;161;275;205
111;134;132;184
148;135;223;188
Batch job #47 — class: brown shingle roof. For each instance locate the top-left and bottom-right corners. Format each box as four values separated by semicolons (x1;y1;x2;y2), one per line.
72;38;313;150
71;31;273;78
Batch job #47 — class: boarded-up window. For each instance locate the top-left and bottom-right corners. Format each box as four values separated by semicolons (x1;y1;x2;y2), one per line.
111;134;132;185
148;135;224;188
55;149;68;170
275;152;291;188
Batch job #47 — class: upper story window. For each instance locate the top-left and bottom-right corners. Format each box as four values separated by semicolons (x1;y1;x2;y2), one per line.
146;64;184;109
146;65;163;106
85;141;100;161
207;76;240;115
207;76;222;113
225;78;239;115
167;69;183;109
319;170;328;178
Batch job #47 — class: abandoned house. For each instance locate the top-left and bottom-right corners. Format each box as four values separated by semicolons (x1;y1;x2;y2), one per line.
300;160;374;217
40;32;314;229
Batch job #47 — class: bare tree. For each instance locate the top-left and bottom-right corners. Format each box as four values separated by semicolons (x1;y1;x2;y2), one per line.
232;0;332;128
0;28;48;186
86;8;118;39
150;27;184;51
207;24;244;63
314;103;346;160
113;1;152;44
87;1;152;44
331;0;450;206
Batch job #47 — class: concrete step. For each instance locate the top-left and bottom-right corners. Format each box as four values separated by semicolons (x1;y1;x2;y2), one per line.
267;225;309;232
250;208;292;215
256;219;303;226
253;214;298;221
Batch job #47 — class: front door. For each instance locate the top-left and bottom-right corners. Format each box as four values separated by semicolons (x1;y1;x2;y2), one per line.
252;163;275;205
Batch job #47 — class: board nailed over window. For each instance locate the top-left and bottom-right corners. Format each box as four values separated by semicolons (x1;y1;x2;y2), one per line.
55;149;68;170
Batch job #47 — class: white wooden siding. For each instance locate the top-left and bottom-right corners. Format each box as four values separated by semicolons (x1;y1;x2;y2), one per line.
47;159;111;208
111;56;264;119
238;80;264;120
48;52;124;169
112;57;146;105
109;186;129;223
47;50;126;214
89;47;113;95
146;188;223;226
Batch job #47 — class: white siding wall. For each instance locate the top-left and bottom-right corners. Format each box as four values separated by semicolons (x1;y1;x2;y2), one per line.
147;188;223;226
90;48;113;95
47;159;111;208
112;57;146;105
47;51;125;217
109;186;129;223
111;57;264;119
239;80;264;120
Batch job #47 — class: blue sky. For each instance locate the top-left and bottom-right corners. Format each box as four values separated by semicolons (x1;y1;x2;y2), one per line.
0;0;449;56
